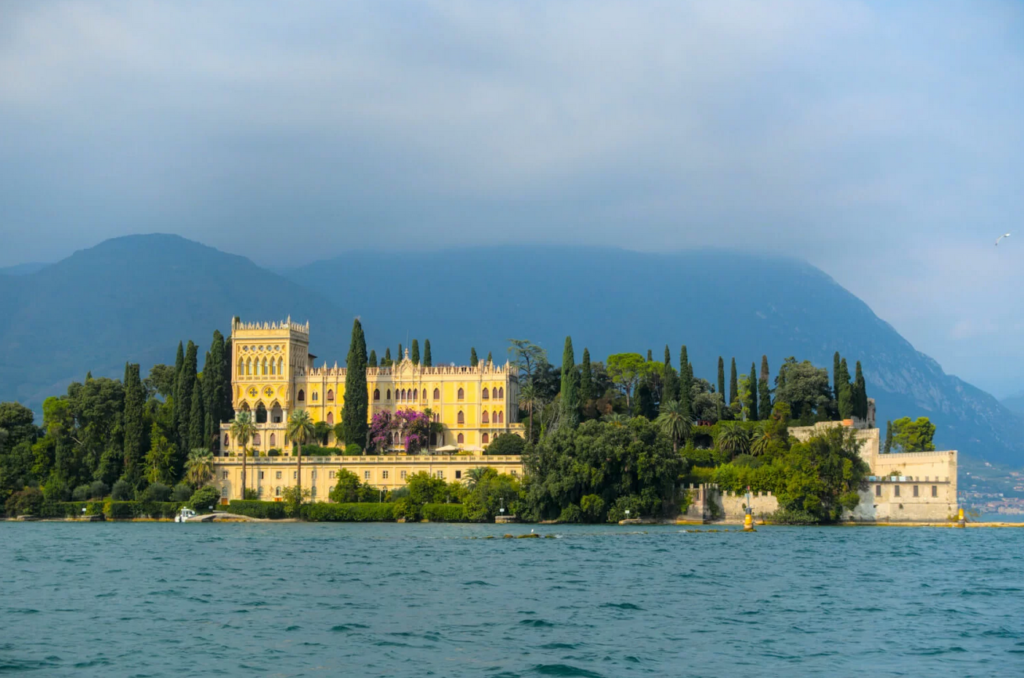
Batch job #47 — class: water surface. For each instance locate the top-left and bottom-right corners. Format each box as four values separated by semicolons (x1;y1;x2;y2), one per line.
2;523;1023;677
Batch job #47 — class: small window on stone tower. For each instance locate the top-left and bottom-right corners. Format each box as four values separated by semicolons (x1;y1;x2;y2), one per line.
433;388;440;400
931;486;938;497
457;388;464;401
875;485;881;497
298;389;305;402
374;389;380;401
327;389;334;402
482;388;489;400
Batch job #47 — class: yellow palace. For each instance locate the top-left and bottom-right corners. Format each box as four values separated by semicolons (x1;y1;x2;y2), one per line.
219;317;525;455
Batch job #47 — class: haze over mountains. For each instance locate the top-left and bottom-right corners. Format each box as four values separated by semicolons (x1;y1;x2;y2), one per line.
1;234;1021;465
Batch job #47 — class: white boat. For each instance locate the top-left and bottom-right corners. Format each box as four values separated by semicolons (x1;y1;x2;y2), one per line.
174;507;197;523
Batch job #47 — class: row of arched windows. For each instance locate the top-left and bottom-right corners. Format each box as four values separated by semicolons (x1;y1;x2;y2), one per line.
239;356;285;377
481;387;504;400
481;410;504;424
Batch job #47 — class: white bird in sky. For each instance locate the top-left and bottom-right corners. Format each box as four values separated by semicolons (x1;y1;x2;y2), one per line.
995;233;1011;246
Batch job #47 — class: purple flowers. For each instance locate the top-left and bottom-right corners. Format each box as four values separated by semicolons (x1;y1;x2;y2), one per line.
367;408;430;453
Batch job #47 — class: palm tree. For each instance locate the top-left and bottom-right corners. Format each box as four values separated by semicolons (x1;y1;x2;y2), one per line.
287;410;316;502
230;411;256;499
185;448;214;487
602;413;631;427
465;467;489;490
519;383;539;441
716;425;751;459
655;400;691;453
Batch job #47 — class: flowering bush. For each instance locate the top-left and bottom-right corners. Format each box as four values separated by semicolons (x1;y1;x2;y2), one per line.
393;409;430;453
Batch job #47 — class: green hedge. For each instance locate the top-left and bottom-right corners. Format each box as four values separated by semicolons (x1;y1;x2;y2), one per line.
39;502;105;518
422;503;468;522
228;500;287;519
301;503;396;522
107;501;181;519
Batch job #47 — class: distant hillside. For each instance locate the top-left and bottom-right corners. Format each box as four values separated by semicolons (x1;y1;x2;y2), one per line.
0;235;352;408
286;246;1024;465
1002;393;1024;416
0;262;49;276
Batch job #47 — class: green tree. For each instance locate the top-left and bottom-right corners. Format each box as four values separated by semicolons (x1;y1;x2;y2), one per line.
185;448;214;487
833;351;842;401
716;425;751;459
748;363;759;421
329;468;363;502
368;350;378;368
171;341;184;433
891;417;936;452
518;383;539;442
655;400;691;453
758;355;771;421
580;348;594;405
729;358;738;406
220;337;234;424
717;356;726;420
661;346;679;405
343;319;369;447
122;363;146;489
287;409;316;500
411;339;420;365
486;433;526;456
176;340;198;466
188;374;206;453
883;420;893;454
486;351;493;364
383;348;392;367
230;411;256;498
679;345;693;421
470;347;478;366
423;340;432;367
507;339;547;384
203;330;227;449
560;337;580;429
606;353;646;410
853;361;868;420
775;358;832;422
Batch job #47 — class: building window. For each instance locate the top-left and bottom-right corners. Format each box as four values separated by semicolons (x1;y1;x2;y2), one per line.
326;411;334;425
894;485;900;497
246;358;252;375
387;389;391;400
269;433;276;446
875;485;881;497
293;471;297;479
457;411;465;425
238;358;245;376
492;387;498;399
311;487;317;498
436;471;444;479
482;411;489;424
224;434;230;448
412;389;417;401
913;485;919;497
433;388;440;400
276;471;282;479
259;471;264;480
298;389;305;402
455;470;462;479
482;433;489;444
262;358;268;375
364;471;370;480
312;391;319;402
222;471;228;480
329;471;335;479
932;486;938;497
276;487;281;497
253;433;261;446
457;433;464;444
278;357;284;375
312;470;317;480
511;470;517;476
498;387;504;399
401;470;407;480
327;389;334;402
382;470;389;480
498;411;504;424
482;388;490;400
457;387;464;401
374;389;380;401
221;486;228;497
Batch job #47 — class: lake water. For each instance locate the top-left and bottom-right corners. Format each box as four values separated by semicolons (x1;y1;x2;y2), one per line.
2;523;1023;677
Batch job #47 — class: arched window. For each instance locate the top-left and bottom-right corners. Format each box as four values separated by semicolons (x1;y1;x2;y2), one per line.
498;387;504;399
262;358;268;375
278;357;284;375
498;411;504;424
374;389;381;401
238;358;245;376
312;391;319;402
269;359;275;376
326;411;334;425
246;358;252;375
457;411;465;425
327;389;334;402
482;388;489;400
412;389;417;401
492;387;499;399
297;389;305;402
276;487;281;497
482;433;489;444
224;434;230;448
269;433;276;446
457;388;464;401
433;388;440;400
386;389;391;400
256;403;267;424
482;411;489;424
253;433;261;446
457;433;464;445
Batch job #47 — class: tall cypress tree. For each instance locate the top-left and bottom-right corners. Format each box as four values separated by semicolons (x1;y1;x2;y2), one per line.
122;362;145;488
748;363;758;421
207;331;226;442
176;341;198;459
758;355;771;421
202;349;214;446
172;340;184;438
833;352;842;401
368;350;378;368
559;336;580;429
398;343;403;361
486;351;492;364
470;347;478;366
580;348;594;404
383;347;392;367
411;340;420;365
717;357;725;398
883;420;893;454
220;336;234;425
837;358;853;419
853;361;868;420
343;319;369;447
661;345;678;405
647;349;653;362
189;374;206;452
679;345;692;420
729;358;738;405
423;340;432;367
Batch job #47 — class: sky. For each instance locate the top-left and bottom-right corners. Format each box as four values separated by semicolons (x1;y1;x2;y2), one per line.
1;1;1022;396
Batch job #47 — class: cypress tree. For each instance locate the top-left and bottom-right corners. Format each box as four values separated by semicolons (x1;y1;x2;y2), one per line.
486;351;492;364
383;347;392;367
176;341;198;458
679;345;692;421
635;378;657;420
122;362;145;488
729;358;738;405
172;340;184;437
202;349;214;445
220;337;234;424
208;331;226;433
758;355;771;421
411;339;420;365
343;319;369;447
559;336;580;429
647;349;653;362
836;358;853;418
833;352;842;401
470;347;478;366
580;348;594;404
423;340;432;367
368;350;378;368
748;363;758;421
717;357;725;398
854;361;868;420
661;345;678;404
883;420;893;454
398;343;403;361
189;374;205;452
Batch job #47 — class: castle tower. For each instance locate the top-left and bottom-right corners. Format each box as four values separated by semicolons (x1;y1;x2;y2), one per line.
229;316;310;425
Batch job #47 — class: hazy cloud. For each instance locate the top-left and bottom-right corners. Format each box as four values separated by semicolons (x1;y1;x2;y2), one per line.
0;0;1022;393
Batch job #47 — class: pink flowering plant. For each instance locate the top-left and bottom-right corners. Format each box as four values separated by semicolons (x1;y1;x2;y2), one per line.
392;409;430;453
368;410;392;453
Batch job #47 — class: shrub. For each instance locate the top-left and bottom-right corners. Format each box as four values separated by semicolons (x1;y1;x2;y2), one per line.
422;503;468;522
391;498;420;522
344;444;363;456
767;508;819;525
106;501;136;519
267;448;282;457
301;503;396;522
485;433;526;456
228;500;286;519
298;445;335;457
5;488;44;517
188;486;221;511
111;479;133;501
580;494;606;523
141;482;172;503
171;482;194;503
72;484;92;502
243;488;258;500
558;504;582;523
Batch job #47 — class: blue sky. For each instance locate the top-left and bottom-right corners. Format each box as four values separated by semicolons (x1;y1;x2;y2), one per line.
1;1;1022;396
